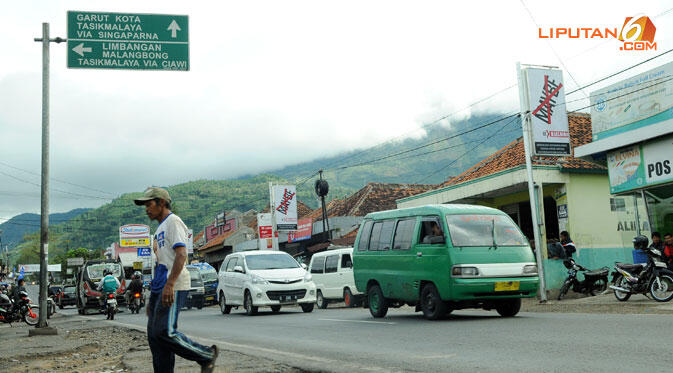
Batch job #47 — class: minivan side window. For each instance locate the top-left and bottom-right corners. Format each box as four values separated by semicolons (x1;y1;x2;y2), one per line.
369;222;383;251
226;257;238;272
358;220;373;251
378;220;395;251
220;259;230;274
393;219;415;250
325;255;338;273
341;254;353;268
419;216;445;245
311;256;326;274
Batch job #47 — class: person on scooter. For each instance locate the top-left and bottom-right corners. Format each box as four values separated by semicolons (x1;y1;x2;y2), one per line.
97;269;120;310
560;231;576;259
125;271;145;306
10;278;26;303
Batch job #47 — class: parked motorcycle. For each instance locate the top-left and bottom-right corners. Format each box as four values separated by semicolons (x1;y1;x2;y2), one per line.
0;290;40;325
128;292;144;314
102;293;117;320
557;258;609;300
610;235;673;302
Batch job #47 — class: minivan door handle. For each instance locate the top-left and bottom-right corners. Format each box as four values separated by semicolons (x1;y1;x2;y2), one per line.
416;252;423;257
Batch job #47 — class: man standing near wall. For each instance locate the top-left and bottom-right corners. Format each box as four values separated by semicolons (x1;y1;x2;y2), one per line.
134;187;218;373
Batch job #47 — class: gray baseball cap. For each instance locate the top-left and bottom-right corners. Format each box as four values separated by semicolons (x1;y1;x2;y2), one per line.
133;187;172;206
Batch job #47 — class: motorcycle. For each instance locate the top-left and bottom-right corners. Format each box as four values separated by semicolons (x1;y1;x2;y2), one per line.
128;292;144;314
557;258;609;300
610;235;673;302
0;290;40;326
102;293;117;320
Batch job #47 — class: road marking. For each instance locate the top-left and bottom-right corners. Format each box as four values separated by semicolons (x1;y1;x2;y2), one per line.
319;318;396;325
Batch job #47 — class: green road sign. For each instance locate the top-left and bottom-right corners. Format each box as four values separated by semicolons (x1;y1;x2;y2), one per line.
67;11;189;71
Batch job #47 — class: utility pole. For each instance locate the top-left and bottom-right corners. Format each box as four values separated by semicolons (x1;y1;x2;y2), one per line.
516;62;547;302
33;23;65;331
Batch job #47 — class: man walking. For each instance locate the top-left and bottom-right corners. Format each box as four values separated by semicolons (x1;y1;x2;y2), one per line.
134;187;218;373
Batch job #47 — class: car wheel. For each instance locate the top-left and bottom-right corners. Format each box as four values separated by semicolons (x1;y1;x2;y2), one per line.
421;283;447;320
367;283;388;318
316;290;328;309
219;293;231;314
344;288;355;308
495;298;521;317
271;305;281;313
244;291;258;316
59;303;64;310
300;303;314;313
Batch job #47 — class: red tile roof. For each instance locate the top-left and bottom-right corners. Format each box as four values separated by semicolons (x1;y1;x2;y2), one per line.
441;112;604;187
309;182;437;219
199;229;237;251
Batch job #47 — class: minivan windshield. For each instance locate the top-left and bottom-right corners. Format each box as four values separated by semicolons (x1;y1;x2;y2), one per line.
86;263;122;279
446;214;528;247
200;268;218;282
245;254;300;270
188;268;202;285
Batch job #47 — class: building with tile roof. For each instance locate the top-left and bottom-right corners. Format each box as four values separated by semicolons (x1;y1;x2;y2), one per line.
397;112;647;292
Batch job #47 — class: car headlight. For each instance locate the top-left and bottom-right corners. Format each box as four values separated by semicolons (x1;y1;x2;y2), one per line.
451;266;479;277
251;274;269;285
304;273;313;282
523;265;538;275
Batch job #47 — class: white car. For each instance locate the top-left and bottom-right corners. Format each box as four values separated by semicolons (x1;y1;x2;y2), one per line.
216;250;317;315
309;247;363;309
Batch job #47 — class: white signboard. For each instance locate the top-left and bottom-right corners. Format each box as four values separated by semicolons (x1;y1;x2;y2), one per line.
120;224;151;247
19;264;61;273
525;68;570;156
590;61;673;141
67;257;84;266
272;185;298;231
643;135;673;185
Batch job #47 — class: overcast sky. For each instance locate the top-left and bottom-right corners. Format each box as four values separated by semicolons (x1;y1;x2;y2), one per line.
1;0;671;223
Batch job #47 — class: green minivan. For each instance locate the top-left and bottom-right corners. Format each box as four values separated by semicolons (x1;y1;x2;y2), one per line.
353;204;539;320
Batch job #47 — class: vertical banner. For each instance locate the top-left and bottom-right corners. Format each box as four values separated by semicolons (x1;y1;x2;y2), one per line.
186;229;194;255
257;213;274;249
524;68;571;156
272;185;298;231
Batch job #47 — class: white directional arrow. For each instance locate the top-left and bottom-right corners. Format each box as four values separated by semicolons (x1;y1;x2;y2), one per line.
167;20;181;38
72;43;92;57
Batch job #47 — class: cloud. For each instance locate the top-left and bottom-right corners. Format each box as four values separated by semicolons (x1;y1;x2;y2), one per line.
1;0;671;219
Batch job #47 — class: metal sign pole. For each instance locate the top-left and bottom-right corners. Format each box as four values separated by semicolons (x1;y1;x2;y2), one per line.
33;23;65;331
269;182;278;250
517;62;547;302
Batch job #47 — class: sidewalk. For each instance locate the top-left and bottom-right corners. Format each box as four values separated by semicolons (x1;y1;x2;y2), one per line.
0;313;309;373
522;292;673;314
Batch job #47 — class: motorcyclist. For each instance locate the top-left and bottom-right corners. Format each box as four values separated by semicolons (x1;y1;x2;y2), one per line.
10;278;26;303
97;269;120;310
125;271;144;306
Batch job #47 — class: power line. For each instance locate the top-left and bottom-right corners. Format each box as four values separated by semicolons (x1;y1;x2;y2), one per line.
0;170;112;201
414;114;522;184
0;161;117;197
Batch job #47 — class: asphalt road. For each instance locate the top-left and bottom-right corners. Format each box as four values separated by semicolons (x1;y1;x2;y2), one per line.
60;303;673;372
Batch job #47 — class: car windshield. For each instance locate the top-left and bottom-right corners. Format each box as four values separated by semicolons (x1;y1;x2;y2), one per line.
200;269;218;282
446;214;528;247
86;263;122;279
64;286;75;294
245;254;300;270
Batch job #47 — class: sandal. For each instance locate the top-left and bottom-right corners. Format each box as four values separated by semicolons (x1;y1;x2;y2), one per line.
201;344;218;373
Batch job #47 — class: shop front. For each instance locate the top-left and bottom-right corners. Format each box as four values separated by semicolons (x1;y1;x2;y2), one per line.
576;61;673;248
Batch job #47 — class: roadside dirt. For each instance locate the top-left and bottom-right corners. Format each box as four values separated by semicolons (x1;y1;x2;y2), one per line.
0;315;309;373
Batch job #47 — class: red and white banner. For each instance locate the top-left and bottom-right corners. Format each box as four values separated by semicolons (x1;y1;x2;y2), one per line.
288;218;312;243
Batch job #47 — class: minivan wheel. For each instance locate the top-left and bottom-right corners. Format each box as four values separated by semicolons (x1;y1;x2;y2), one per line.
244;291;258;316
344;288;354;308
271;305;281;313
300;303;314;313
421;284;447;320
316;291;328;309
219;293;231;314
368;284;388;318
495;298;521;317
